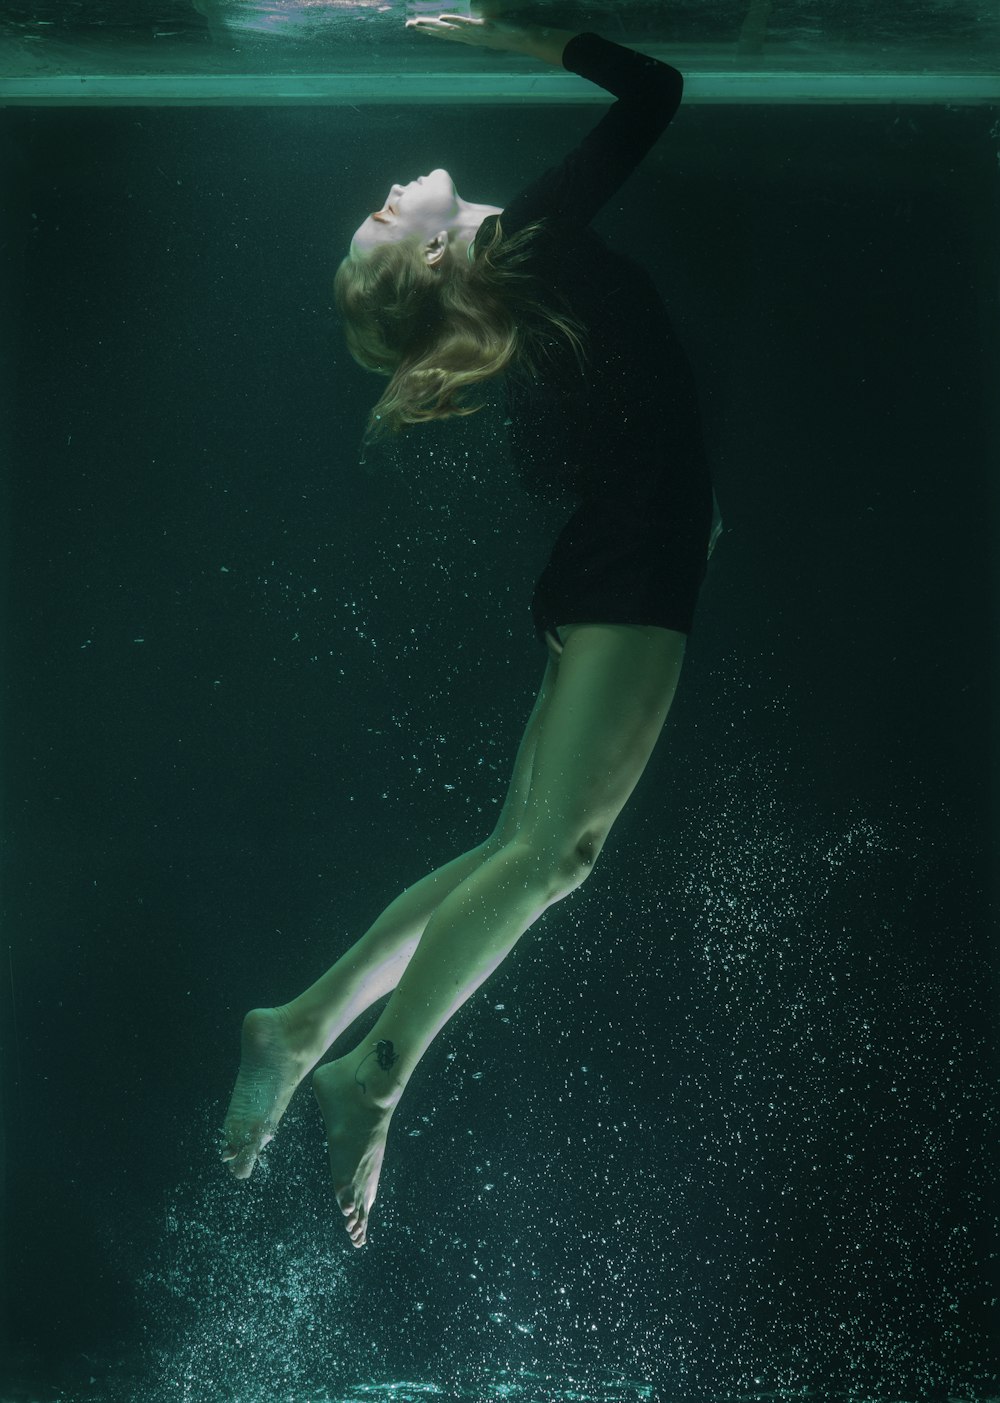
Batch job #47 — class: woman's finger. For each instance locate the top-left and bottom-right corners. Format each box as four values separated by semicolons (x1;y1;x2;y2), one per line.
406;16;484;31
405;15;491;45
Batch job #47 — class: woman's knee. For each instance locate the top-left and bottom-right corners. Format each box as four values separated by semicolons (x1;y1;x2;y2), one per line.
494;829;602;904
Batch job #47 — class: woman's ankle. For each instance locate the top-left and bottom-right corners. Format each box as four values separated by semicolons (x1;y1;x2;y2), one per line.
273;1000;330;1065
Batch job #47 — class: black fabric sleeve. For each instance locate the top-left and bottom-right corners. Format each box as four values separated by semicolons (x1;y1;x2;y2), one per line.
497;32;684;238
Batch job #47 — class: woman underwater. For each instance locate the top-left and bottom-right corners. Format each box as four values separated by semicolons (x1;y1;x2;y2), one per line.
221;14;722;1248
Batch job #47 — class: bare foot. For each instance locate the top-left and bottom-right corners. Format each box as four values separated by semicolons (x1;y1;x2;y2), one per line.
220;1007;317;1179
312;1058;393;1249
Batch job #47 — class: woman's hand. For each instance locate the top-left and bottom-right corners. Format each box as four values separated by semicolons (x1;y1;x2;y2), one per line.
406;13;577;65
405;13;529;55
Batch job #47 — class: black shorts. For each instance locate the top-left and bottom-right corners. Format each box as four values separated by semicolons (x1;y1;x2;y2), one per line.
530;477;715;644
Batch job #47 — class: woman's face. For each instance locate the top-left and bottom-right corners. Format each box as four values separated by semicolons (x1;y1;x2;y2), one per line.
350;168;460;258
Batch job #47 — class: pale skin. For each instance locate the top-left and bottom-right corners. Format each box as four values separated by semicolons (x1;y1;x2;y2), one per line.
221;15;695;1249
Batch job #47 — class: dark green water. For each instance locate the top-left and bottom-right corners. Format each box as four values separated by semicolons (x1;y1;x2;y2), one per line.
0;41;996;1403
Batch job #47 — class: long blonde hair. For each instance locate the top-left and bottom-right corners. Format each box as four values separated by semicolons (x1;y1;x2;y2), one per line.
332;215;589;456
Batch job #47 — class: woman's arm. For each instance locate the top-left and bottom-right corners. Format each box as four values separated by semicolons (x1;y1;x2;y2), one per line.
407;16;684;241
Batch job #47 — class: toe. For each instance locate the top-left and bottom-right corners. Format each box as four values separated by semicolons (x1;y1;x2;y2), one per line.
222;1138;251;1167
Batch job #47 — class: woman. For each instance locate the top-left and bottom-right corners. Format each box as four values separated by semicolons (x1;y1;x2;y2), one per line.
221;15;722;1249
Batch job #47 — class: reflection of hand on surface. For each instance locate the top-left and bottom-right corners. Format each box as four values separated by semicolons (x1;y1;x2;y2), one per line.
473;0;535;15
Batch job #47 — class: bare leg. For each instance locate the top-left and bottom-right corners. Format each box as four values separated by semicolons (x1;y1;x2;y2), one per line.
220;656;558;1179
313;623;687;1246
220;840;495;1176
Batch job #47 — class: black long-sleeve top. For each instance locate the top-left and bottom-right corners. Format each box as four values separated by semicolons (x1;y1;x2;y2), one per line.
476;32;709;513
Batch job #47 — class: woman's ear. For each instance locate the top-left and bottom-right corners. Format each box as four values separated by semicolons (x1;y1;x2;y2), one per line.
424;232;450;268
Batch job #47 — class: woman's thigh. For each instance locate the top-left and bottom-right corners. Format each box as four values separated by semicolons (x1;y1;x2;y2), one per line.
488;648;560;846
519;622;687;858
